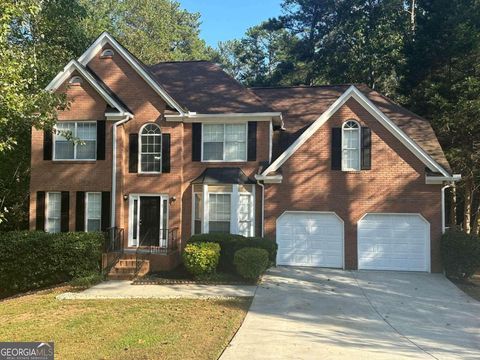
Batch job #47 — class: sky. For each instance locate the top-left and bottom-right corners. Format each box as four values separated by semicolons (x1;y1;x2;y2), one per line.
178;0;283;48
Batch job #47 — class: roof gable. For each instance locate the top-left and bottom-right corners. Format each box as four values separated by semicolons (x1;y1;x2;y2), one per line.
77;32;185;114
257;85;451;177
45;59;130;116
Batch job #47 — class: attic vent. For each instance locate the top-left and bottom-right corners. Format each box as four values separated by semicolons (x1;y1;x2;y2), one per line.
100;49;114;58
68;76;83;85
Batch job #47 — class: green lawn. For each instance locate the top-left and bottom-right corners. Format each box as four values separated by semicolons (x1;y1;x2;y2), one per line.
0;287;251;360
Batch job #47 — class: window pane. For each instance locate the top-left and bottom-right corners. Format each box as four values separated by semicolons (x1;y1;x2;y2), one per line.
203;142;223;160
77;122;97;140
209;221;230;233
225;141;246;161
87;219;101;232
225;124;246;161
344;130;359;148
77;140;96;159
203;124;224;142
225;124;246;142
55;141;75;159
141;154;161;172
46;193;61;233
209;193;231;233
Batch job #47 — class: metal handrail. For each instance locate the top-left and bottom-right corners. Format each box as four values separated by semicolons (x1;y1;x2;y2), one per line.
103;227;124;275
134;227;179;276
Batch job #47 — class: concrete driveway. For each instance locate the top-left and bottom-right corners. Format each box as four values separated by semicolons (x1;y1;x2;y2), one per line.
221;267;480;360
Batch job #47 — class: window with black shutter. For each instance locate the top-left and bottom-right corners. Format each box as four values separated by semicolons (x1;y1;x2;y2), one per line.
361;127;372;170
75;191;85;231
36;191;46;230
331;127;342;170
60;191;70;232
96;120;106;160
101;191;111;231
162;133;171;173
129;133;138;173
192;123;202;161
43;131;52;160
247;122;257;161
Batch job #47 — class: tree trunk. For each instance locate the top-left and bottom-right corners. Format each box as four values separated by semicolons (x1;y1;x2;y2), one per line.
463;176;473;234
472;193;480;235
410;0;416;32
450;183;457;228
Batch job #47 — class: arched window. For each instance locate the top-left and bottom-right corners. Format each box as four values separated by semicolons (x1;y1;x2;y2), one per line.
140;123;162;172
101;49;114;57
68;76;83;85
342;120;361;171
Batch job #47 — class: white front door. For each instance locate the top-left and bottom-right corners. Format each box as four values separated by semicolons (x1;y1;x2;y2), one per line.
357;213;430;272
276;212;344;268
128;194;169;247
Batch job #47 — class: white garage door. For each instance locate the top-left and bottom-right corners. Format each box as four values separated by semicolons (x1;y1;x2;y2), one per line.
358;214;430;272
276;212;343;268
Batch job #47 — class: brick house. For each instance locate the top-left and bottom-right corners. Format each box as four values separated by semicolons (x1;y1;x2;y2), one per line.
29;32;460;275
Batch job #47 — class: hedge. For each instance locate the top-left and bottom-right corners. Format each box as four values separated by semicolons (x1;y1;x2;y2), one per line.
234;247;269;280
441;229;480;279
189;234;277;272
0;231;103;297
182;242;221;276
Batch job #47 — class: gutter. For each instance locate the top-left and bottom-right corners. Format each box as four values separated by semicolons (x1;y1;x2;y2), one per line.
257;180;265;237
110;113;133;228
441;182;456;234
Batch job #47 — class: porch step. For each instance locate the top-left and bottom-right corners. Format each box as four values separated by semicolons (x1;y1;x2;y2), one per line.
107;257;150;281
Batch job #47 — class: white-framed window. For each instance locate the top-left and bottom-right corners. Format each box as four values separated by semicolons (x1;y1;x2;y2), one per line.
86;192;101;232
54;121;97;160
209;193;231;233
342;120;361;171
101;49;114;57
68;76;83;85
46;192;61;233
192;184;255;236
202;123;247;161
139;123;162;173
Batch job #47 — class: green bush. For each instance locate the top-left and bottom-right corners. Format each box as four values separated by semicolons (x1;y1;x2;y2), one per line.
441;229;480;279
0;231;103;297
189;234;277;272
234;247;269;280
182;242;220;276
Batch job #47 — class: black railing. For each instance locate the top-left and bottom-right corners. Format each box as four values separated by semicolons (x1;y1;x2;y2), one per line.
134;227;179;276
103;227;124;275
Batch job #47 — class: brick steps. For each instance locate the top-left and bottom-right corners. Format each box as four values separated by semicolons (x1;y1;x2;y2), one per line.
107;257;150;280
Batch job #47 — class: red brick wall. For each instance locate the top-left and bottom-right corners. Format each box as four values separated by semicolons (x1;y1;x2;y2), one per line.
264;98;443;272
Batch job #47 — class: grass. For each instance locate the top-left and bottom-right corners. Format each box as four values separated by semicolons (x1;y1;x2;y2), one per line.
452;275;480;302
0;287;251;360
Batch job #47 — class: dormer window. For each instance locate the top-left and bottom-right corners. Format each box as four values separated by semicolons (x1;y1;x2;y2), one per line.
100;49;114;58
68;76;83;85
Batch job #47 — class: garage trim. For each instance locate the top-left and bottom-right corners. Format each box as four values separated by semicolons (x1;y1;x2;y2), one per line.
357;213;431;273
276;211;345;269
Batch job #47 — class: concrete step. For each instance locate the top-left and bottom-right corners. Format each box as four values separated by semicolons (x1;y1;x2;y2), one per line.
106;258;150;280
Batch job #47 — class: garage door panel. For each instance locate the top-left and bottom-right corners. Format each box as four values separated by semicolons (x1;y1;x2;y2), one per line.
358;214;429;272
277;212;343;268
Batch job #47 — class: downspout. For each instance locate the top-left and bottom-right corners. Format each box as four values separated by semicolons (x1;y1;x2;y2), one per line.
441;183;454;233
111;115;133;229
257;180;265;237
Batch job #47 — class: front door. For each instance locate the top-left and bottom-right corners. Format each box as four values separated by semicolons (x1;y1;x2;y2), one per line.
128;194;169;247
139;196;160;246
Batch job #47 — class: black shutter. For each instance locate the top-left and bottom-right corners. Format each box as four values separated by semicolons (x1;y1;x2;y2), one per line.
36;191;46;231
43;131;52;160
162;133;171;173
361;127;372;170
247;122;257;161
192;123;202;161
331;127;342;170
75;191;85;232
129;133;138;173
101;191;111;231
96;120;106;160
60;191;70;232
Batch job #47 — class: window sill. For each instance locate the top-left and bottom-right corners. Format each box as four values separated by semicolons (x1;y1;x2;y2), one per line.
136;172;163;177
50;160;97;164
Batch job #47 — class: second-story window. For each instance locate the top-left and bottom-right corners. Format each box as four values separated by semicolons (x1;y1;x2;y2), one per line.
342;120;361;171
54;121;97;160
140;123;162;172
202;123;247;161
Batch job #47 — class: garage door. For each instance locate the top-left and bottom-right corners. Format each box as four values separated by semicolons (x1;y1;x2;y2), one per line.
276;212;343;268
358;214;430;272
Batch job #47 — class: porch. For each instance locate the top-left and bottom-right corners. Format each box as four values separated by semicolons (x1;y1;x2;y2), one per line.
102;227;182;280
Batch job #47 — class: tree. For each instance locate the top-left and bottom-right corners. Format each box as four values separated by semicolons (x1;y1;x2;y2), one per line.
402;0;480;233
80;0;213;64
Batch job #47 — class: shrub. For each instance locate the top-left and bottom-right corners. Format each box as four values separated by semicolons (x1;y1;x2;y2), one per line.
189;234;277;272
182;242;220;276
234;247;269;280
0;231;103;297
441;229;480;279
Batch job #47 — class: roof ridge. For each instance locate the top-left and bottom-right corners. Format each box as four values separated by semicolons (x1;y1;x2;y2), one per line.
250;84;355;90
149;60;211;66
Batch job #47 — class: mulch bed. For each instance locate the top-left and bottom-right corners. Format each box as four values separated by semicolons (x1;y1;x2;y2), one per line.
451;275;480;302
133;265;257;285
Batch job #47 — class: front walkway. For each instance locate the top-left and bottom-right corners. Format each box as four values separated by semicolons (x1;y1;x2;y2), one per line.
57;280;256;300
221;267;480;360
